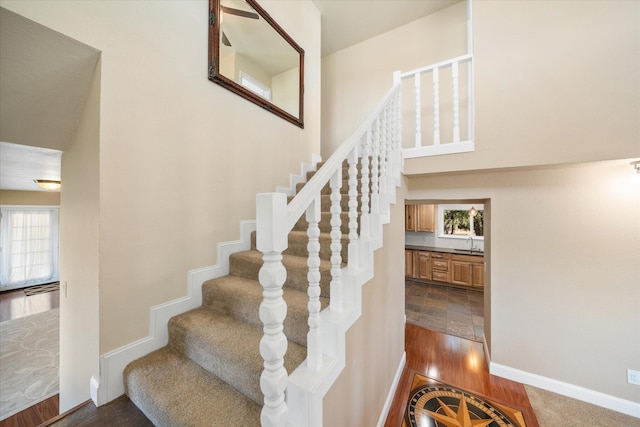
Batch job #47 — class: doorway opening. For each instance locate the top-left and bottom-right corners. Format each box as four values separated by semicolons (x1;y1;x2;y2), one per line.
404;198;490;344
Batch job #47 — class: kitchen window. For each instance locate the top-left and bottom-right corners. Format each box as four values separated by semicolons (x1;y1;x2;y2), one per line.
439;204;484;238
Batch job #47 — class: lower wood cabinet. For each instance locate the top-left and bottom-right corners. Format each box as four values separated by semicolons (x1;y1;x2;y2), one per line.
406;249;484;289
416;251;431;280
405;250;414;277
451;254;485;288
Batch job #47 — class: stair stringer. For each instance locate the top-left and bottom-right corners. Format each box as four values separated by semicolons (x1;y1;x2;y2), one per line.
96;220;256;405
98;154;321;406
286;190;397;427
276;153;322;196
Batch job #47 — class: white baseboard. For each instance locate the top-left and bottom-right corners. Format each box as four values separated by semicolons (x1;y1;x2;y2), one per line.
377;351;407;427
490;362;640;419
96;220;256;405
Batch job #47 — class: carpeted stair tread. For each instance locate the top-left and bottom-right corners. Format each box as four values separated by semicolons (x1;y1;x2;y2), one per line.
124;347;261;426
229;250;334;297
202;274;328;346
168;308;306;405
250;229;350;261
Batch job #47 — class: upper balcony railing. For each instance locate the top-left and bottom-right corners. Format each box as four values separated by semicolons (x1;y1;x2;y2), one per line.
398;53;474;159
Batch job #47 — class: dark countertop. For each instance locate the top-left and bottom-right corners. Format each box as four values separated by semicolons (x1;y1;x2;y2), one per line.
405;245;484;257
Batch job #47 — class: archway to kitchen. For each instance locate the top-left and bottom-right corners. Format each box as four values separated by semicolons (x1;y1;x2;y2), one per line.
404;198;491;348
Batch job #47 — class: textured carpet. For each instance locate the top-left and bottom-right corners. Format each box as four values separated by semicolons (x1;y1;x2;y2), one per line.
0;308;59;420
524;385;639;427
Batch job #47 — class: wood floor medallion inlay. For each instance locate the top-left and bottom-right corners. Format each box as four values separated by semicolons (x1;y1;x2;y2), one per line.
404;374;528;427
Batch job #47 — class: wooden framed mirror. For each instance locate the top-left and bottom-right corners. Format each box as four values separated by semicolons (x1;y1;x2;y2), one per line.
208;0;304;128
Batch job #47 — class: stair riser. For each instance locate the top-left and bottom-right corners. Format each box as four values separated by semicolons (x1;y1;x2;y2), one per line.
201;278;313;347
229;253;331;298
251;231;349;261
292;212;359;234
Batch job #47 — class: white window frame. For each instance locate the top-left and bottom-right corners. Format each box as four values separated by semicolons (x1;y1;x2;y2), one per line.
239;71;272;101
437;203;485;240
0;205;60;291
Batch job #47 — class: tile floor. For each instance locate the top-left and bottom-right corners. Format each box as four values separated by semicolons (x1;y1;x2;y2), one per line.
405;279;485;342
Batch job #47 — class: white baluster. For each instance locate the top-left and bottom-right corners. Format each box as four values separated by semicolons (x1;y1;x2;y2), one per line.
452;61;460;143
414;73;421;148
433;67;440;145
347;147;359;274
379;107;388;198
306;197;322;370
256;193;289;427
329;170;343;313
370;118;380;217
359;132;371;240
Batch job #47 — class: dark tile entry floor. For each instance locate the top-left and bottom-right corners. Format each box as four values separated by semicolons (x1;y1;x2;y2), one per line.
405;280;484;342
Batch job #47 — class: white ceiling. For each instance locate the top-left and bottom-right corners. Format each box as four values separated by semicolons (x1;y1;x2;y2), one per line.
312;0;461;56
0;141;62;192
0;1;460;192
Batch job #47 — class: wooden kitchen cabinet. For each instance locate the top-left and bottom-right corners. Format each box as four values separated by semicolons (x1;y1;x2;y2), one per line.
416;251;431;280
472;263;485;288
452;254;485;288
430;252;451;283
405;250;414;277
405;204;435;232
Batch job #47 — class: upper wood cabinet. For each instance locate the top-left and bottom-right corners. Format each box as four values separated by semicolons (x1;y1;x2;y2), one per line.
405;204;435;232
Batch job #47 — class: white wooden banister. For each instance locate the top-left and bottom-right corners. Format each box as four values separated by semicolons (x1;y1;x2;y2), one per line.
256;82;401;427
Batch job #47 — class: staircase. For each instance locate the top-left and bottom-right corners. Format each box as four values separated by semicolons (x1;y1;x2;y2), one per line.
123;163;355;426
121;78;404;426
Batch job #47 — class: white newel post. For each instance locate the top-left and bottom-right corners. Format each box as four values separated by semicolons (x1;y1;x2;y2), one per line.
306;196;323;370
256;193;289;427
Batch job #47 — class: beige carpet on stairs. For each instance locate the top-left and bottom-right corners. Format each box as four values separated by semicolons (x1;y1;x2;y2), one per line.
123;162;349;425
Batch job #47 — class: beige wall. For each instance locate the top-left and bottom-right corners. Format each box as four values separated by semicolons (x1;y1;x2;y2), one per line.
0;189;60;205
2;0;321;409
321;1;639;172
405;0;640;174
321;2;467;158
323;179;407;425
57;59;101;412
408;161;640;403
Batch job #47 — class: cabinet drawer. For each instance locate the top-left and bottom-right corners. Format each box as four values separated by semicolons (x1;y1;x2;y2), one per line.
430;252;450;260
432;270;450;282
432;260;450;271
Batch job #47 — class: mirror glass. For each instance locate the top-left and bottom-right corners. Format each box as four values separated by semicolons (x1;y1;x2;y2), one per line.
209;0;304;127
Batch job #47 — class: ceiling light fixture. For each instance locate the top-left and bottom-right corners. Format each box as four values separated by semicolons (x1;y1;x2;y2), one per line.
34;179;61;191
469;206;477;217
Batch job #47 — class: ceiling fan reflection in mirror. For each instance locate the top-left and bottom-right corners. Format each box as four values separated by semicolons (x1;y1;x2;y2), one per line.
220;5;258;47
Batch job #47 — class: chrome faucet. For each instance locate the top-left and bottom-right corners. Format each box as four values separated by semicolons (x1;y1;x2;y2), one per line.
467;236;475;252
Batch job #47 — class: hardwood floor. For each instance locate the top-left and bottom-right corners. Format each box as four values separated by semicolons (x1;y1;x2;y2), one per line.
0;396;59;427
384;323;539;426
0;287;60;322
